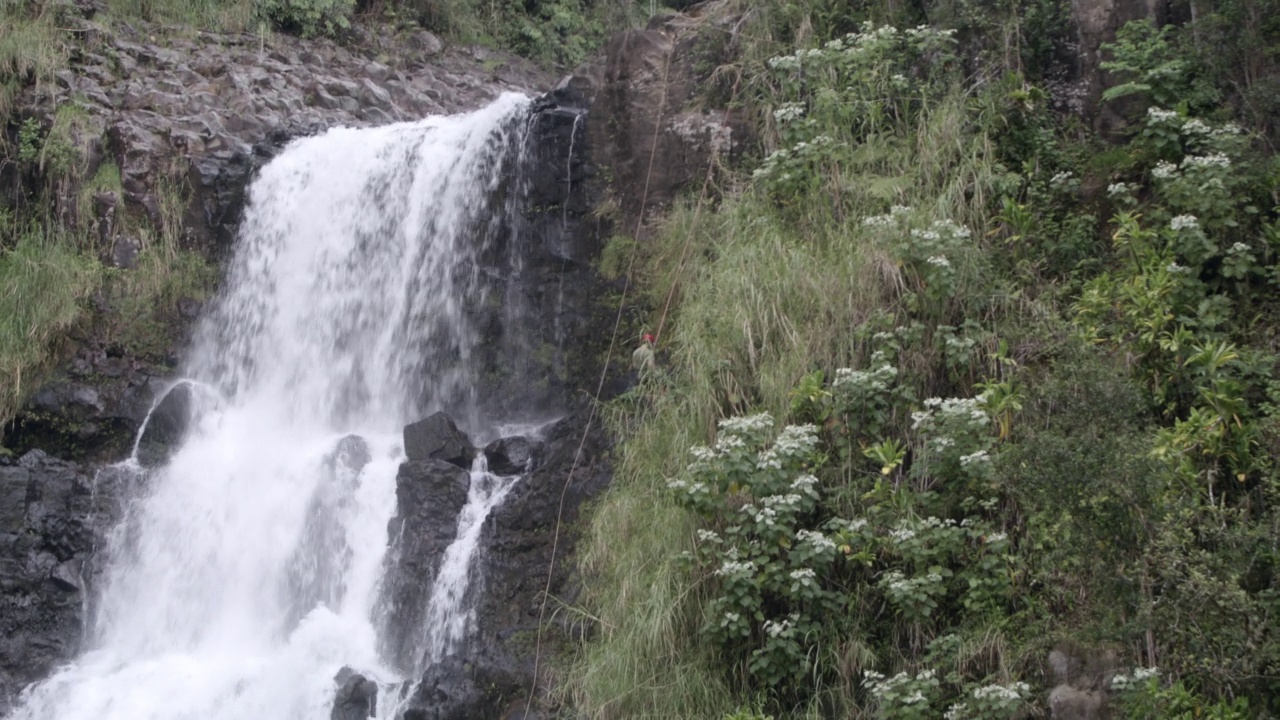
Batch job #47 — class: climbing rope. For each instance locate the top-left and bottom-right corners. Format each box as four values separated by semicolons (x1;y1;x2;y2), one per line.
524;25;745;714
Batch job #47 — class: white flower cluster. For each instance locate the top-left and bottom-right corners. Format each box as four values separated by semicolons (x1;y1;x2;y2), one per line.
796;529;836;552
862;205;916;227
1112;666;1159;690
714;434;746;452
1229;241;1251;254
889;528;916;542
863;669;937;704
829;517;868;534
772;102;805;124
912;397;989;430
716;560;756;577
1152;161;1178;180
696;529;720;543
756;451;782;470
1169;214;1199;231
921;516;957;529
927;255;952;268
1167;262;1192;275
763;617;793;638
833;362;898;396
774;424;819;458
790;474;820;496
793;135;835;151
742;504;779;527
1182;118;1211;136
1050;171;1074;186
766;48;822;71
1146;107;1180;124
762;493;803;509
666;479;707;496
1107;182;1135;197
789;568;817;581
719;412;775;436
984;532;1008;544
972;681;1030;701
959;449;990;467
1182;153;1231;170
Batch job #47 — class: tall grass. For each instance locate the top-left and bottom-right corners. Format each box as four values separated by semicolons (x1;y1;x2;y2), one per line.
0;224;101;426
106;0;256;32
0;1;68;120
563;47;1009;714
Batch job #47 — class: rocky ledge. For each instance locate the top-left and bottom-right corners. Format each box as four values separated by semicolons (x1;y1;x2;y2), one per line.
377;410;610;720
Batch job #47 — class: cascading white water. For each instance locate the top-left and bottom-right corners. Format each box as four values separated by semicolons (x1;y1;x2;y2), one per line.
6;93;532;720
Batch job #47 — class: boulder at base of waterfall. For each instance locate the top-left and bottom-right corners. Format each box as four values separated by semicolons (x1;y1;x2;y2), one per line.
377;458;472;670
403;655;521;720
404;413;475;469
481;436;540;475
396;412;612;719
331;667;378;720
135;382;195;468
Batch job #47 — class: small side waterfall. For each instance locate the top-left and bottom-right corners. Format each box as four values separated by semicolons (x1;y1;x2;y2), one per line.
5;94;545;720
416;456;521;667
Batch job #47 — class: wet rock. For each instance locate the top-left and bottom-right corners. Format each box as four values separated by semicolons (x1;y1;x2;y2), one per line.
482;436;539;476
404;656;520;720
407;30;444;57
399;413;611;720
331;667;378;720
135;382;195;468
4;378;142;463
377;458;471;670
0;451;116;716
404;412;475;469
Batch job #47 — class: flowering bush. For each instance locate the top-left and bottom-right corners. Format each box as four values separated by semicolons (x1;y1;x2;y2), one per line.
754;23;959;207
864;669;942;720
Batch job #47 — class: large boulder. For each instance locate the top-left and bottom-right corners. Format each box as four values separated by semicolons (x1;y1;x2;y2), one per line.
331;666;378;720
404;413;475;469
482;436;540;476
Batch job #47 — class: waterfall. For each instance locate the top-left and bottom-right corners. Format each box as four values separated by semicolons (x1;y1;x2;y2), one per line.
5;93;533;720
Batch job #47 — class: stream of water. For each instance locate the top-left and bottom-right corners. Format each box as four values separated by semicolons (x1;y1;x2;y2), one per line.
6;94;533;720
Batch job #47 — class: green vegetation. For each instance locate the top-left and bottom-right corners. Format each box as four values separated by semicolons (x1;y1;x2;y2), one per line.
563;0;1280;718
0;223;100;424
1;104;216;429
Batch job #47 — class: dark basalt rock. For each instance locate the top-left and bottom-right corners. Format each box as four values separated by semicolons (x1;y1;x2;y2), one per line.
397;412;611;720
331;666;378;720
377;456;472;671
134;382;195;468
0;450;119;715
481;436;540;476
404;413;475;469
